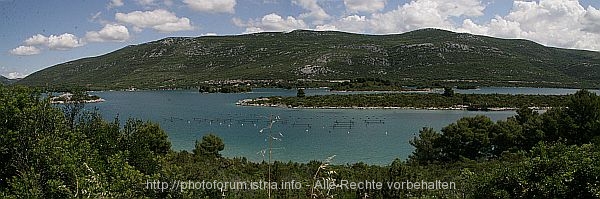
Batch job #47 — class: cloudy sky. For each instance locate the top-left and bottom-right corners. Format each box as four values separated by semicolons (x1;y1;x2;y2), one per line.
2;0;600;79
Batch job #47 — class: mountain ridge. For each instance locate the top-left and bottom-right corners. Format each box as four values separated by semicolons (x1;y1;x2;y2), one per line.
17;28;600;89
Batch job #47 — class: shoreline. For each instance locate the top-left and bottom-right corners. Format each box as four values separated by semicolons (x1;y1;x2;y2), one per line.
236;99;551;111
50;98;106;104
38;84;600;92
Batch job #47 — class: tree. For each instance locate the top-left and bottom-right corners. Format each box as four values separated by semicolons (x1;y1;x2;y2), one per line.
62;89;87;129
198;85;212;93
0;86;102;198
194;134;225;157
409;128;442;164
535;90;600;145
442;87;454;97
121;119;171;174
514;106;545;148
297;88;306;98
77;112;122;159
515;106;538;124
470;143;600;199
491;118;524;155
563;90;600;144
439;115;495;161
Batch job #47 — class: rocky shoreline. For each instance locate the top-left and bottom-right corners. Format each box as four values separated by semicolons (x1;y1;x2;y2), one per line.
235;98;550;111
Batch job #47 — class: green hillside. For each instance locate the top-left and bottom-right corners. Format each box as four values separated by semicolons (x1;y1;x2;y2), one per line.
18;29;600;90
0;76;16;85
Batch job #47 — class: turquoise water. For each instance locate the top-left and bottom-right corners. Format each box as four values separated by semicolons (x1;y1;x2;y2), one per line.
88;87;599;165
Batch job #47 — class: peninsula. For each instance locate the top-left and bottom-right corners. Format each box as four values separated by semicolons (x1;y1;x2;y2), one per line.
238;92;570;111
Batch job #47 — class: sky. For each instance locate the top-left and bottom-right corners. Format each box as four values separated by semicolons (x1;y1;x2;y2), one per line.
2;0;600;79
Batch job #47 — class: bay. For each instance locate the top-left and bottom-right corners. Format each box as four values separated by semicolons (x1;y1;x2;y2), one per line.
88;87;599;165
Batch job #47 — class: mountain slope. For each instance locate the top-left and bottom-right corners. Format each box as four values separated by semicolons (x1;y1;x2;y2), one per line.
1;76;16;85
18;29;600;89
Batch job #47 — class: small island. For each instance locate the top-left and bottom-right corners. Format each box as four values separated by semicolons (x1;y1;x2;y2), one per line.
237;92;571;111
50;92;105;104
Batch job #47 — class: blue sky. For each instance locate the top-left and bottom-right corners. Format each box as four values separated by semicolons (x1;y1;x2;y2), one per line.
2;0;600;79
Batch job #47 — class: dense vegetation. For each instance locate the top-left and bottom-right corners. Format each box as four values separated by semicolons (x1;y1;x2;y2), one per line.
17;29;600;90
50;93;101;103
331;78;414;91
247;92;570;110
1;85;599;198
197;85;252;93
330;78;481;92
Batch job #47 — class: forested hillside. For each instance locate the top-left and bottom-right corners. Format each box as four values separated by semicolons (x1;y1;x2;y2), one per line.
18;29;600;90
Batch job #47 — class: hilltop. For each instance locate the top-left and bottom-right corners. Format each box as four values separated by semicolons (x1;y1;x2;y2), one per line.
18;29;600;90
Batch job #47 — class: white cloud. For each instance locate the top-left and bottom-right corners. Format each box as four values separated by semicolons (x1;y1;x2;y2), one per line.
459;16;523;38
314;0;485;34
315;15;366;33
201;32;217;36
315;24;338;31
183;0;236;14
458;0;600;51
153;18;194;32
109;0;124;7
13;33;84;54
293;0;330;23
7;72;25;79
582;6;600;33
344;0;386;13
115;9;176;27
0;70;26;79
10;46;40;56
339;0;483;32
238;13;308;33
232;17;245;27
336;15;368;33
24;34;48;46
115;9;194;33
369;0;454;34
47;33;84;50
435;0;485;17
85;24;130;42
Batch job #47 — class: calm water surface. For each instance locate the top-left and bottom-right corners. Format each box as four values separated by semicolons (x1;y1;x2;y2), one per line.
89;87;599;165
